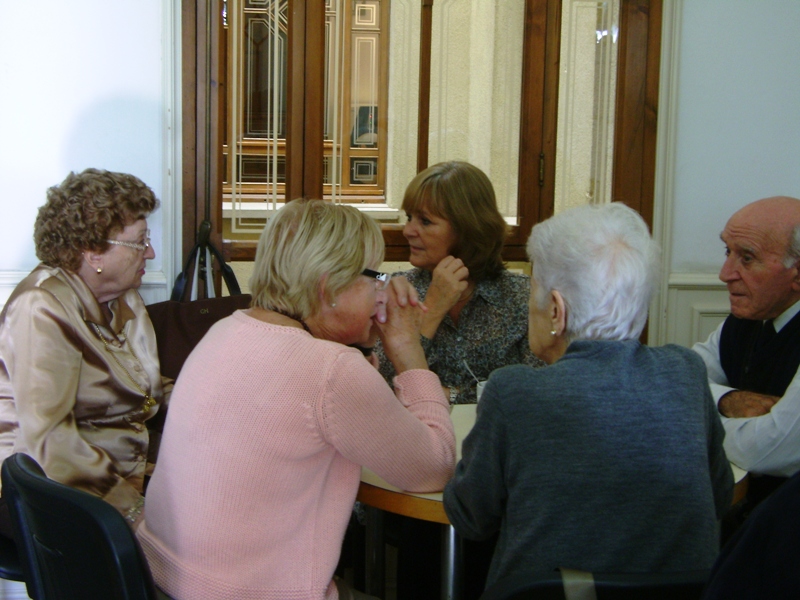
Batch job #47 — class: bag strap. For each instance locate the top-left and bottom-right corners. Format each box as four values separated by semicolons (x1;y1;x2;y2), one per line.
170;232;242;301
205;240;242;296
170;243;200;301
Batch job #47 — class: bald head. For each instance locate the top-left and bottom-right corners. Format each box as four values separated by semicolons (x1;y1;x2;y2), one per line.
720;196;800;320
731;197;800;265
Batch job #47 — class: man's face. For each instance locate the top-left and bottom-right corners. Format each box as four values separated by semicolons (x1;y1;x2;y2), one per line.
719;207;799;321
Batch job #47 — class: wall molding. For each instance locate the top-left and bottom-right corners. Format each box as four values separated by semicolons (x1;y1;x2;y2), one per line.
665;272;729;348
160;0;183;300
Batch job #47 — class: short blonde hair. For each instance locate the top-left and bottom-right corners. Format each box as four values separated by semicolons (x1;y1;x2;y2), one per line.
402;161;507;281
250;199;385;319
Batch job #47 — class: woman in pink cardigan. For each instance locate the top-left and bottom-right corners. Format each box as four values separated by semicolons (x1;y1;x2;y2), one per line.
137;200;456;600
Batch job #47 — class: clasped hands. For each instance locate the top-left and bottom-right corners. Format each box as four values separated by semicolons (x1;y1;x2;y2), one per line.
366;257;469;372
369;276;428;372
718;390;780;418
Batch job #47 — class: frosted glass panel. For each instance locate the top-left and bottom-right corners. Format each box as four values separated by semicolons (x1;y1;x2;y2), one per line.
554;0;619;214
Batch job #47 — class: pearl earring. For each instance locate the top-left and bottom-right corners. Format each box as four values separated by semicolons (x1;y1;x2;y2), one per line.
96;267;103;274
331;302;337;308
550;330;556;336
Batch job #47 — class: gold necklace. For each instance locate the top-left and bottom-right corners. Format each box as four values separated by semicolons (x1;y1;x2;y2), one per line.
91;323;157;413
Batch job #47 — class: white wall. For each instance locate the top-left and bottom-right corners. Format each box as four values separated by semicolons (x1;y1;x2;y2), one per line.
655;0;800;347
670;0;800;274
0;0;180;306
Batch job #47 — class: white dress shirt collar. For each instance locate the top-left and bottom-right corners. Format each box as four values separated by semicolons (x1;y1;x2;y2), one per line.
772;298;800;333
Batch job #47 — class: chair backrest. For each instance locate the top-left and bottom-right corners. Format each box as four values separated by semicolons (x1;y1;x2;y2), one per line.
702;469;800;599
1;453;158;600
479;569;711;600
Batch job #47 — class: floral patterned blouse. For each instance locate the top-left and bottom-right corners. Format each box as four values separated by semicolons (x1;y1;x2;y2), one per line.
375;268;545;404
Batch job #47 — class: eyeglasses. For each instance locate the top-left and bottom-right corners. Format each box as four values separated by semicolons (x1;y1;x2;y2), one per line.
106;230;151;252
362;268;390;290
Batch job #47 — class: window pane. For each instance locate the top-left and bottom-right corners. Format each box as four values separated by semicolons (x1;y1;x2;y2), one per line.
388;0;526;221
244;12;287;138
325;0;386;201
227;0;290;236
554;0;619;213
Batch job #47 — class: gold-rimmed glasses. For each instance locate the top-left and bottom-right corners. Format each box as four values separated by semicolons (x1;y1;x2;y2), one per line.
106;230;151;252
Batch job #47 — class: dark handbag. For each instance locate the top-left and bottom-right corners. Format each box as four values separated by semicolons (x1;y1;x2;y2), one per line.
146;294;251;380
146;223;251;380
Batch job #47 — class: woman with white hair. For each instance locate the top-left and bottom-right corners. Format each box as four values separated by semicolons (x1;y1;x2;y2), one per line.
444;202;733;589
138;200;455;600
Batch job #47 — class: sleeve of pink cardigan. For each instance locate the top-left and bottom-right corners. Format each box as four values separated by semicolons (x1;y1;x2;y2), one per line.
318;350;455;493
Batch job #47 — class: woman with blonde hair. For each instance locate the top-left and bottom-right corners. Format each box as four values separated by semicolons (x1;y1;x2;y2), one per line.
138;199;455;600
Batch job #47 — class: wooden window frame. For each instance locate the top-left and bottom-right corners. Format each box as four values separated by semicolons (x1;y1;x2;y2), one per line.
222;1;390;203
182;0;662;268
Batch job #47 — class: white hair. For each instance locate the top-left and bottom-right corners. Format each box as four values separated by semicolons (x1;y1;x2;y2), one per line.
527;202;660;341
783;225;800;268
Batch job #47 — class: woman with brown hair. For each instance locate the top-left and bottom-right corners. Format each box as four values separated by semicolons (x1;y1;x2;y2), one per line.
375;160;544;404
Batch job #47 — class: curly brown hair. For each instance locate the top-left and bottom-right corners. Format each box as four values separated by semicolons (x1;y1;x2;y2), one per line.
402;161;508;281
33;169;159;271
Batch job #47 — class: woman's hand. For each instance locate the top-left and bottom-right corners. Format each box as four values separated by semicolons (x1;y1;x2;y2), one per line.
421;256;470;337
374;275;423;324
375;277;429;373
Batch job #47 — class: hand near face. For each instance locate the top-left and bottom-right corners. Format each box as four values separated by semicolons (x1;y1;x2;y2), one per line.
718;390;779;418
375;277;429;373
426;256;470;314
418;256;470;338
374;275;424;324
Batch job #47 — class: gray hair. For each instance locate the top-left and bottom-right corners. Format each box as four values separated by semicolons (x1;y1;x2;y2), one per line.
783;225;800;268
249;199;385;319
527;202;660;341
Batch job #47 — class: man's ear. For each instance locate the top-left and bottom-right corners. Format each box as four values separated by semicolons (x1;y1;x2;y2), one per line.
790;261;800;292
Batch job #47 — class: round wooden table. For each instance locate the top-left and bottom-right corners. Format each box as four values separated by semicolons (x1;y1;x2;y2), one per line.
357;405;476;600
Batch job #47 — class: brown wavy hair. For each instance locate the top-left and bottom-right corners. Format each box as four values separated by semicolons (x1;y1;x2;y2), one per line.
33;169;159;271
401;161;508;281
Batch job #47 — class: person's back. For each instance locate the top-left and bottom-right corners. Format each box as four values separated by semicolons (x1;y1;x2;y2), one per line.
139;310;454;599
445;339;732;588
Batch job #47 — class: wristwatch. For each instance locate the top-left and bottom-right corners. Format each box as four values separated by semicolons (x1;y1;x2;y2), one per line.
449;387;459;405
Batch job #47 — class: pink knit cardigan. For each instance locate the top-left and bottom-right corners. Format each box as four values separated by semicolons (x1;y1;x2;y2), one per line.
138;311;455;600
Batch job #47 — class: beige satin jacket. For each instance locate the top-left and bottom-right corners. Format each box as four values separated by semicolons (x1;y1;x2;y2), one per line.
0;265;170;525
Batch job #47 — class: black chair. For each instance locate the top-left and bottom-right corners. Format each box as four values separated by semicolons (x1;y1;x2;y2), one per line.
0;533;24;583
702;469;800;599
480;569;711;600
1;453;160;600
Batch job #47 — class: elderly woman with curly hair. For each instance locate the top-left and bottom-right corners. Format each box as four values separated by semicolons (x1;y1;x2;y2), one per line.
0;168;170;535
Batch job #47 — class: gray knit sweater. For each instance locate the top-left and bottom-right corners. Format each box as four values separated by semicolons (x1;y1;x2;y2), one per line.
443;339;733;588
